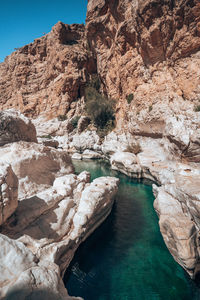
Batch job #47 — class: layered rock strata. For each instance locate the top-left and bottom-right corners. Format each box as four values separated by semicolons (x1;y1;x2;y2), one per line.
86;0;200;131
1;0;199;127
0;23;96;119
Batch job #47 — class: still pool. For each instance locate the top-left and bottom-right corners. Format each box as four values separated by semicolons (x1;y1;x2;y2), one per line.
64;160;200;300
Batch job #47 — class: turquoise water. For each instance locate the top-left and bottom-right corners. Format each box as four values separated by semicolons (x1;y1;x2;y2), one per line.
64;160;200;300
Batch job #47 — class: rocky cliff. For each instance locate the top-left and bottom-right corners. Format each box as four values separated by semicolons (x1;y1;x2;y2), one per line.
0;22;96;119
86;0;200;130
0;0;200;146
1;0;200;122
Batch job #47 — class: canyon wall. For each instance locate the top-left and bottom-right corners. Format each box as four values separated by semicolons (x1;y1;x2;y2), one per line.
86;0;200;129
0;0;199;125
0;23;96;119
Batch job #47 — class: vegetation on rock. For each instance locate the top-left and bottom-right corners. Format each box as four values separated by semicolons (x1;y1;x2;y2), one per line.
39;134;52;139
71;116;80;128
149;105;153;112
126;93;134;104
85;77;115;133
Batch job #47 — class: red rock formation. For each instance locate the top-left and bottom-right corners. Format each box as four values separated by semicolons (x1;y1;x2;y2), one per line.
0;0;199;128
0;22;96;119
86;0;200;129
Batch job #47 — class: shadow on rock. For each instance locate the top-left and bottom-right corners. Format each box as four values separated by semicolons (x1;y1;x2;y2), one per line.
2;195;59;241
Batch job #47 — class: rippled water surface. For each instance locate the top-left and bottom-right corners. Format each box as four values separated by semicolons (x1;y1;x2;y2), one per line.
64;160;200;300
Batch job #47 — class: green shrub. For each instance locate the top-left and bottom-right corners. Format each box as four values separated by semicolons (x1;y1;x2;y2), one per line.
57;115;67;121
39;134;52;139
88;75;101;91
97;119;115;140
85;86;115;129
71;116;80;128
194;105;200;112
149;105;153;112
126;93;134;104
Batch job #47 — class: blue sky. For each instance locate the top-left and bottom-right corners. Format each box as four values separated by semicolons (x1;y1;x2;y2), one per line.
0;0;88;62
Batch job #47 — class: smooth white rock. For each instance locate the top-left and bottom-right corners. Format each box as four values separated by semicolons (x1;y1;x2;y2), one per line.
110;151;141;177
72;153;82;160
0;234;80;300
82;150;102;159
70;131;100;152
0;141;74;199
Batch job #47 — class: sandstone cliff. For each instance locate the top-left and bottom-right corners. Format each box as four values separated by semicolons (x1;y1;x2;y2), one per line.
0;1;199;151
0;22;96;119
0;0;199;127
86;0;200;129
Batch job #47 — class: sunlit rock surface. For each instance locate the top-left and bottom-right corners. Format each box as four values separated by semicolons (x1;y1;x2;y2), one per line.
0;234;81;300
0;111;119;299
0;141;74;199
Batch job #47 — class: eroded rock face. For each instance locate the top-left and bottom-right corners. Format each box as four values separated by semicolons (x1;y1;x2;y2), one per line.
0;234;77;300
71;131;100;152
0;111;119;299
0;109;37;146
32;116;74;137
77;116;90;133
86;0;200;104
0;141;74;199
0;0;200;165
86;0;200;158
0;172;118;299
0;0;199;128
0;22;96;119
110;152;141;178
153;185;199;278
0;163;18;225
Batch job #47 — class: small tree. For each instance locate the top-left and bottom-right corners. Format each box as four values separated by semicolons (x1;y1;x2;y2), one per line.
85;86;115;129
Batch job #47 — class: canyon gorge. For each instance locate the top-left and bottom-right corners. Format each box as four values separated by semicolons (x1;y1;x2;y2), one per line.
0;0;200;298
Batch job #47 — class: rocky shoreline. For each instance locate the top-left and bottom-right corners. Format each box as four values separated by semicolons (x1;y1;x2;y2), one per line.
0;110;119;299
32;112;200;280
1;107;200;298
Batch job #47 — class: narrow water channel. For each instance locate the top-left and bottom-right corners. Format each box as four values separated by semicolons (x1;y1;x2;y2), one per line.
64;160;200;300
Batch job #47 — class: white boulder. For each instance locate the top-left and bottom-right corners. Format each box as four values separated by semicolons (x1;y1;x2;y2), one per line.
0;234;80;300
0;109;37;146
110;152;141;178
0;141;74;199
